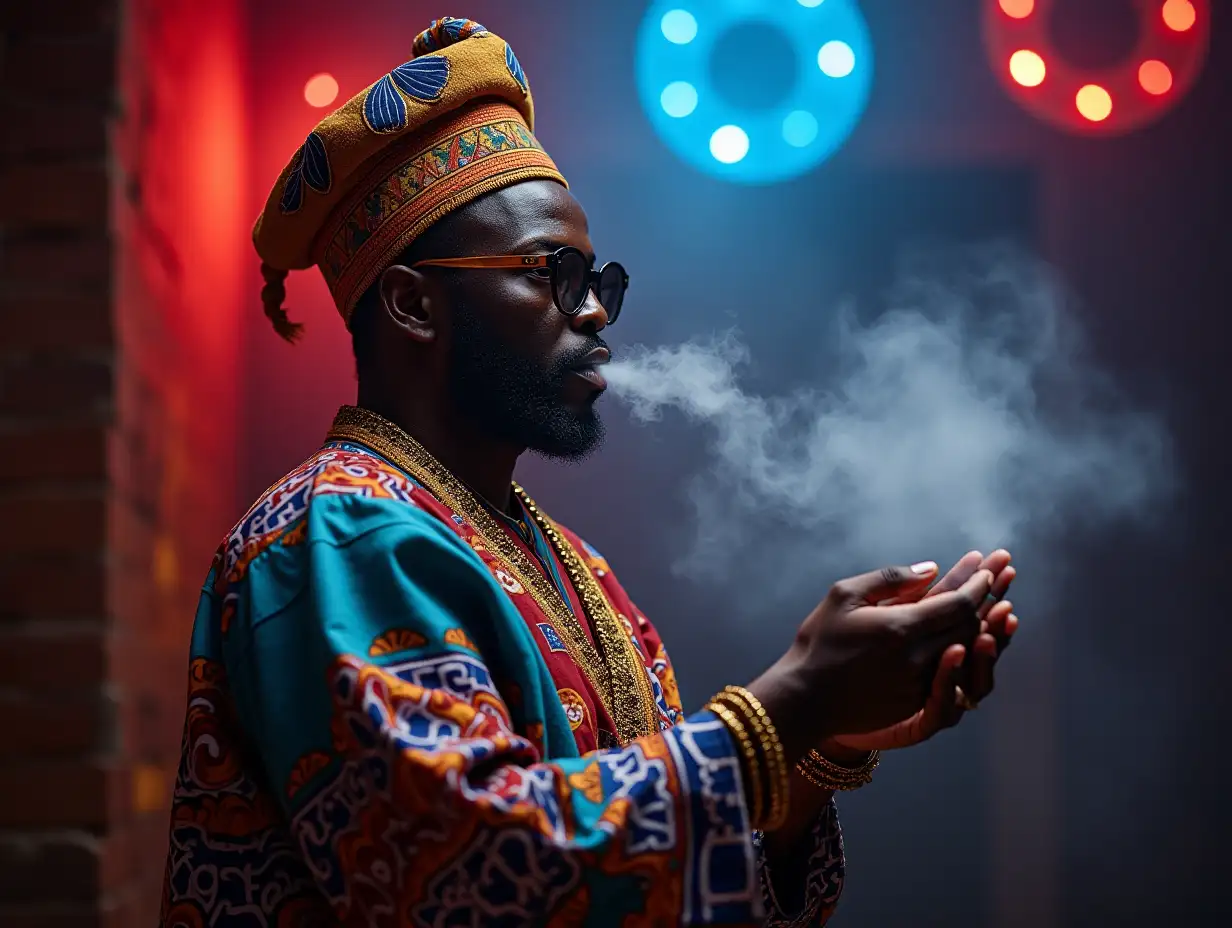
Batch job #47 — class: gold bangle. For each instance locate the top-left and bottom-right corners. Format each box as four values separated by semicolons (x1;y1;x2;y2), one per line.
798;748;879;788
796;748;880;791
706;700;766;828
711;692;778;830
719;690;788;823
716;688;785;830
716;686;790;831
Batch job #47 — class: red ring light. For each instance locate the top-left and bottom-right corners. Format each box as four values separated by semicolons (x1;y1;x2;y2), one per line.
982;0;1210;135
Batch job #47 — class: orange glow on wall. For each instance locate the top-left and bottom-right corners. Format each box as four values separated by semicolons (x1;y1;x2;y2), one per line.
1138;59;1173;95
304;73;340;108
1009;49;1046;87
1162;0;1196;32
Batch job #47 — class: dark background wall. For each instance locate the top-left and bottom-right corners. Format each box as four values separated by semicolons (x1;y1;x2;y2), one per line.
1;1;1226;925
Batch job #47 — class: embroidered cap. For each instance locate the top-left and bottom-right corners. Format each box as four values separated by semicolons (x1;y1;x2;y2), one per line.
253;17;568;340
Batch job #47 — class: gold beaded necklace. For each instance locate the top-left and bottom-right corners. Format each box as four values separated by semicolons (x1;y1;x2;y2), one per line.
327;405;659;745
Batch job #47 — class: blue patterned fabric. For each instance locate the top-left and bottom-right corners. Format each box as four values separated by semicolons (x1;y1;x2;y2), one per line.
279;131;331;213
160;443;844;926
363;56;452;133
505;42;528;93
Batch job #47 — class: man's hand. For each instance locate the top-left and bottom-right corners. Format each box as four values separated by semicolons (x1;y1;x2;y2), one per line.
747;561;994;761
826;550;1019;753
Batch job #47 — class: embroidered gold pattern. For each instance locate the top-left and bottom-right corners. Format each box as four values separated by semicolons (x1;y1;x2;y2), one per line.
327;405;659;745
513;483;659;744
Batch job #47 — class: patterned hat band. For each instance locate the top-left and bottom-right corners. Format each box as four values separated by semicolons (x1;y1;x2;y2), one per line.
314;100;566;324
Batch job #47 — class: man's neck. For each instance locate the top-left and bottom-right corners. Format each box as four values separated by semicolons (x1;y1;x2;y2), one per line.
355;393;522;514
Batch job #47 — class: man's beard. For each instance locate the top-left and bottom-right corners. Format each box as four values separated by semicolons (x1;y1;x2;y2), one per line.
447;305;606;460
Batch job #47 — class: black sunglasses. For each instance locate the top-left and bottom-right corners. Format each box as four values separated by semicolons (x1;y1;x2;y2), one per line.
412;246;629;324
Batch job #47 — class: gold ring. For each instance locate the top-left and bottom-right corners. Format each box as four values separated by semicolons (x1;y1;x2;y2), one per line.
956;689;979;711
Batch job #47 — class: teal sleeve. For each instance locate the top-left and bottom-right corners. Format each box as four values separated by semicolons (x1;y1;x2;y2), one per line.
224;494;770;925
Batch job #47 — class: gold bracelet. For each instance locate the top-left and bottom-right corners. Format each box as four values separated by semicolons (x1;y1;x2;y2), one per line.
716;687;787;830
706;699;766;828
715;686;790;831
796;748;880;791
711;692;777;830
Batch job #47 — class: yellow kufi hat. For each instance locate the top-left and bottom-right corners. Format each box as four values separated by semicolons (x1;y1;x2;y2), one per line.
253;17;567;340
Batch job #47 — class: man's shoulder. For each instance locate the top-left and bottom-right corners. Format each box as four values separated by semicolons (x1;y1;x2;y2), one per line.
219;443;434;579
237;441;420;523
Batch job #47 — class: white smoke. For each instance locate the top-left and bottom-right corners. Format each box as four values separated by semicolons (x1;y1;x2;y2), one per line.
604;245;1174;588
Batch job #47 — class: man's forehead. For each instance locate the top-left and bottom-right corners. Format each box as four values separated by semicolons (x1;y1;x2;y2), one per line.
468;180;590;246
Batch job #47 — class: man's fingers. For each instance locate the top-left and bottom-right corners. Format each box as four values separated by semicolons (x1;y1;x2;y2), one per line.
983;599;1014;633
923;644;967;732
883;550;1012;608
979;564;1016;620
833;561;939;606
965;632;999;701
908;569;993;639
981;600;1017;651
926;551;983;597
979;549;1012;575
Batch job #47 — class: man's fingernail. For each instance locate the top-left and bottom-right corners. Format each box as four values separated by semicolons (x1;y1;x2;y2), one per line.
911;561;938;575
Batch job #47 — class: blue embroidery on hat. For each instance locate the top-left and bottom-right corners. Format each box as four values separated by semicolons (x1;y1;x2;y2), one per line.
441;16;487;43
392;56;450;102
300;132;330;192
364;75;406;133
536;623;567;653
505;42;528;94
363;56;450;134
414;17;488;56
278;132;331;214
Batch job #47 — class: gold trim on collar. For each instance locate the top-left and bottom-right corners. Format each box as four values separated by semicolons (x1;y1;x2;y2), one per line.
327;405;659;745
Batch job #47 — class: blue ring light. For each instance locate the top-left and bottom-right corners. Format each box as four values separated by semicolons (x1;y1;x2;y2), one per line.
636;0;874;184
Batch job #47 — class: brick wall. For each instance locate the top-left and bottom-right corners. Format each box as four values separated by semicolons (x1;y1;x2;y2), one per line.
0;0;248;923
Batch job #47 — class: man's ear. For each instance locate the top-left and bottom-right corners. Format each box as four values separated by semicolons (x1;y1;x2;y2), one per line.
379;265;437;343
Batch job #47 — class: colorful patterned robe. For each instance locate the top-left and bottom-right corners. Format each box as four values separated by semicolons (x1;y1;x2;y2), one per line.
161;430;845;927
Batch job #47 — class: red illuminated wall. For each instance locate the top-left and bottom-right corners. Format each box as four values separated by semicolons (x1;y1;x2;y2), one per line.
239;0;415;502
0;0;249;921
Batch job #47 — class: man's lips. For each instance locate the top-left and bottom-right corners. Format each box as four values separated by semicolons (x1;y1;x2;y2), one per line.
569;347;610;391
569;366;608;390
579;347;611;367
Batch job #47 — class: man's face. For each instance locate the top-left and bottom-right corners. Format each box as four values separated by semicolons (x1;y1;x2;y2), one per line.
431;181;612;460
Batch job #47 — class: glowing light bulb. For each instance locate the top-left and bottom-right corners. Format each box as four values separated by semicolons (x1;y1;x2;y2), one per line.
1161;0;1196;32
1138;59;1173;95
1009;49;1046;87
817;41;855;78
782;110;820;147
1075;84;1113;121
304;73;339;108
661;81;699;117
999;0;1035;18
710;125;750;163
661;9;698;44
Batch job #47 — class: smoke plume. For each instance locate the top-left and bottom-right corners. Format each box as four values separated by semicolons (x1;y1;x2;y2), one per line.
604;245;1174;595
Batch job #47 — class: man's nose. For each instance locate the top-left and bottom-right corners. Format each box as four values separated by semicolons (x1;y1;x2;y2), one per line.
570;286;609;332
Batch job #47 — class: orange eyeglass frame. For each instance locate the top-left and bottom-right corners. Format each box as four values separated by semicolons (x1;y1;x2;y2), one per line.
411;254;556;269
412;246;629;322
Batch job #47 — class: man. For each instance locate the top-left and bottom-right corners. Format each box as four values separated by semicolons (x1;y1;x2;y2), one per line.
161;17;1018;927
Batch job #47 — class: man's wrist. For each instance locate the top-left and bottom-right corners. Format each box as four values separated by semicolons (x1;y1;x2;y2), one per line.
746;662;826;764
